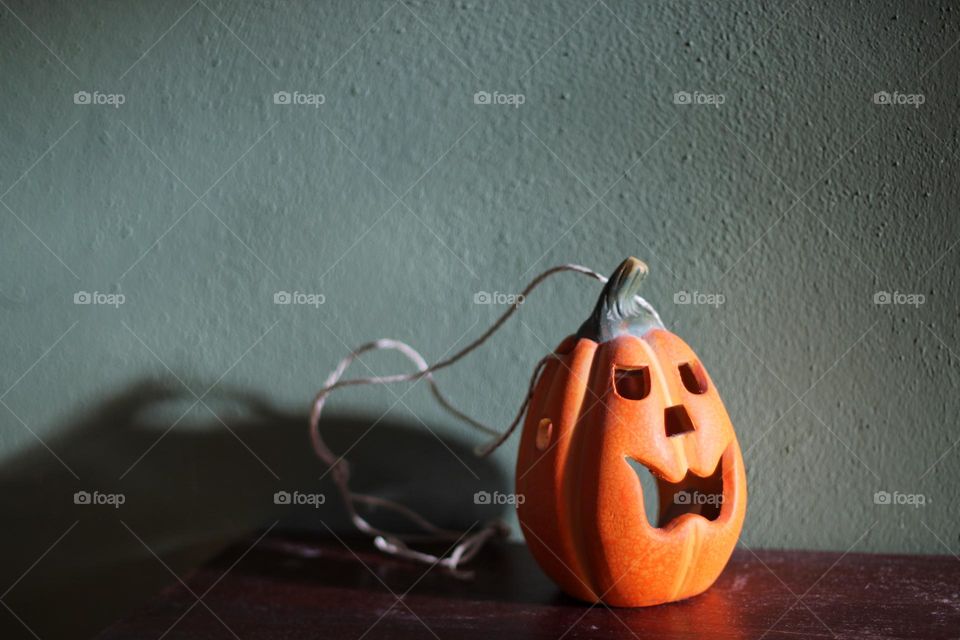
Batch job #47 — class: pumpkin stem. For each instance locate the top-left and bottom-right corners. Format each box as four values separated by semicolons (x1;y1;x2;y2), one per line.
576;257;665;342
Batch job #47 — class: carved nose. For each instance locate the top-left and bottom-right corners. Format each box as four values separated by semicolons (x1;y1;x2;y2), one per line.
665;404;696;437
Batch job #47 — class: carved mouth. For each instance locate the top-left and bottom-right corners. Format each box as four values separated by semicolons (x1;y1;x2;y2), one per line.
628;449;726;528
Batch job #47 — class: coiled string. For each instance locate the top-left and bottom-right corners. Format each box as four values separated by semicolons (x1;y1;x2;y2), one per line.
308;263;661;576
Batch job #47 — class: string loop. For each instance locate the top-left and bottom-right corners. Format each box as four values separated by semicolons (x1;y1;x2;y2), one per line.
309;263;641;574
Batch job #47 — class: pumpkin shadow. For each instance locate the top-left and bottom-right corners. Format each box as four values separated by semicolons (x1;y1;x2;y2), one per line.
0;379;507;640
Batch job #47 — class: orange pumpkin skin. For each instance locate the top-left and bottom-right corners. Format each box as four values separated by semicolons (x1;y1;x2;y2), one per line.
515;260;747;607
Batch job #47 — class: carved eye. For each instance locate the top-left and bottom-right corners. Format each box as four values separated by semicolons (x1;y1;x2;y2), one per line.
613;366;651;400
679;361;708;394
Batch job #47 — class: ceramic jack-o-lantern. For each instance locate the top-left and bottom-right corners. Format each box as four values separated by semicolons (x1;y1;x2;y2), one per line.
516;257;747;607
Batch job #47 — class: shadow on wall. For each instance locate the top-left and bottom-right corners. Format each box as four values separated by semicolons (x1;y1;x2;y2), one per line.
0;380;506;640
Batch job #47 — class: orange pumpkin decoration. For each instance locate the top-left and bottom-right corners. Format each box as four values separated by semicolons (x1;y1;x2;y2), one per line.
516;257;747;607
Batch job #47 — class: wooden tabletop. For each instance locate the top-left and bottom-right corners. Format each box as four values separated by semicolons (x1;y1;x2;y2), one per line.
96;531;960;639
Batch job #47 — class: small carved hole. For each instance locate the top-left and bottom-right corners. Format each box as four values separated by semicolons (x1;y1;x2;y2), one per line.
679;361;708;394
613;366;651;400
535;419;553;451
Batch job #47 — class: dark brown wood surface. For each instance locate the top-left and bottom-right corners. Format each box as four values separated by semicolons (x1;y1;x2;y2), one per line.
96;531;960;639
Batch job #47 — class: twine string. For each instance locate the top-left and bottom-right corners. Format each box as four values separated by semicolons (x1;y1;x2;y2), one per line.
308;263;658;574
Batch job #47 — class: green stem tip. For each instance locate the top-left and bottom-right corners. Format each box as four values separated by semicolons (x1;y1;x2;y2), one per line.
576;257;665;342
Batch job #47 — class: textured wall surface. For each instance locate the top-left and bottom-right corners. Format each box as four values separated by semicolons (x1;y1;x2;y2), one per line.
1;0;959;636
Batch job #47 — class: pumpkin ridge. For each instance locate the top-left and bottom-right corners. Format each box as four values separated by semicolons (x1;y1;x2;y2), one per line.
637;336;691;475
517;338;601;603
549;351;598;601
563;345;608;601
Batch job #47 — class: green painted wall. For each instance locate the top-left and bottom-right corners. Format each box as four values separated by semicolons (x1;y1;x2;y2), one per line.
2;0;959;636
